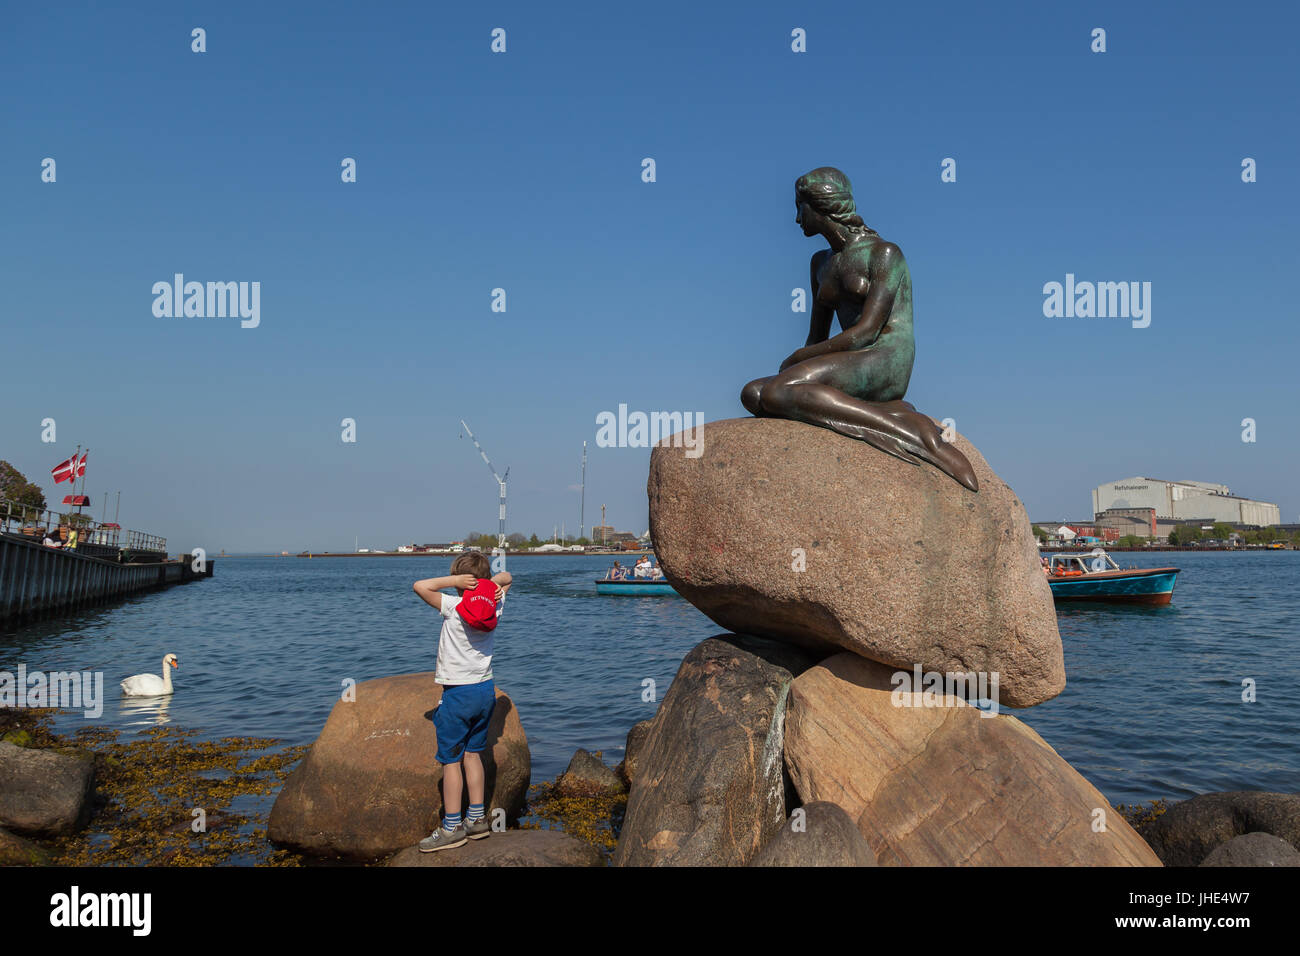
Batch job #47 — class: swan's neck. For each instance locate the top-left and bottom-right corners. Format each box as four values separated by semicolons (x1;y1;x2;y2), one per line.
161;661;173;692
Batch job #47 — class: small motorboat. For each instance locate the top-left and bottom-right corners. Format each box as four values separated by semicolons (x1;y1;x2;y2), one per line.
595;577;678;596
1045;549;1179;605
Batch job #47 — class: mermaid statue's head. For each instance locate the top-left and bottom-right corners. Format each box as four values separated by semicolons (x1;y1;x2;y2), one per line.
795;167;875;235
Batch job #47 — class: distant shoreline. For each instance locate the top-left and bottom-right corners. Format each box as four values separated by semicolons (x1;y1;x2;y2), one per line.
1038;545;1293;553
212;549;657;559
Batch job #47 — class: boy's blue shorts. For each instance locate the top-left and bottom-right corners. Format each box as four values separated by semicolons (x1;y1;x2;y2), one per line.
434;679;496;764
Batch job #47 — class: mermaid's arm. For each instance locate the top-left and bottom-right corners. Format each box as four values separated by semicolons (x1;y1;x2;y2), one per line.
801;244;902;357
804;251;833;346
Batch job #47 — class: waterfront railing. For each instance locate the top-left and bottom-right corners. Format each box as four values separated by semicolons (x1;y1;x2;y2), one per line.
0;496;167;555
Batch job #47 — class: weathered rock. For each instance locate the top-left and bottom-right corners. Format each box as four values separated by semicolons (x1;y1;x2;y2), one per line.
1137;792;1300;867
0;826;53;865
0;740;94;837
268;672;530;863
648;417;1063;707
388;828;603;867
614;634;816;867
555;748;624;797
749;802;876;867
783;654;1160;866
1200;832;1300;867
616;719;654;787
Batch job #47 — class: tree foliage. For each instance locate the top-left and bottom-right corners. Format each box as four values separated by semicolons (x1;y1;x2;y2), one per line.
0;460;47;513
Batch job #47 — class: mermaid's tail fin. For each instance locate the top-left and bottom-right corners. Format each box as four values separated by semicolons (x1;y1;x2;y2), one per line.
823;411;979;493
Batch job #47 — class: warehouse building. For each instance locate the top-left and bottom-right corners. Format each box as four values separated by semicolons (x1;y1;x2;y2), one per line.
1092;478;1280;527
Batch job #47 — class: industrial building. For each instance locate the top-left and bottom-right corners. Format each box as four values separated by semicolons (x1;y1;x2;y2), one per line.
1092;477;1280;528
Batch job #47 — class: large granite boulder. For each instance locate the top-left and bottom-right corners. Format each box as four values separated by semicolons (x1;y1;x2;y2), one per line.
1200;832;1300;867
388;829;603;867
268;672;530;863
0;741;94;837
614;635;816;867
1137;792;1300;867
749;802;876;867
554;749;624;797
783;653;1160;866
649;417;1063;707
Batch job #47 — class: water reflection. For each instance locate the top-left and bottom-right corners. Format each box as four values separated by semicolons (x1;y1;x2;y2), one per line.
118;693;173;726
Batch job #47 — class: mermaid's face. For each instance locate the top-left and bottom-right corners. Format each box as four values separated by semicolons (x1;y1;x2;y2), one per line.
795;198;821;237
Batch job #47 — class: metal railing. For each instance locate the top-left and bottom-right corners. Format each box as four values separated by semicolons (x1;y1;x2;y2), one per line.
0;496;166;554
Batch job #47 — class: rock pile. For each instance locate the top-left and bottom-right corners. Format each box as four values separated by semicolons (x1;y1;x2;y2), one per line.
613;417;1163;866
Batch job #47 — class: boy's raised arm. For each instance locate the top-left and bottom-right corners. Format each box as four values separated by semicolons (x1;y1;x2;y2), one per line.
491;570;512;597
413;574;477;610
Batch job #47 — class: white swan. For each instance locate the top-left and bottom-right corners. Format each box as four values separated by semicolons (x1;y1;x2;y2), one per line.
120;654;179;696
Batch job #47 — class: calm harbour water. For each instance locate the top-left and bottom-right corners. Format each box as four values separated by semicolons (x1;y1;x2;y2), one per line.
3;551;1297;811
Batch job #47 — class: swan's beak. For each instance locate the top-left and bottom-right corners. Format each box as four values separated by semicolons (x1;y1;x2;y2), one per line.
171;660;179;669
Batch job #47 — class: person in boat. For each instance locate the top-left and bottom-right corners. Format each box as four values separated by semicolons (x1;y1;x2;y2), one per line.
634;556;653;579
740;167;978;492
605;561;626;581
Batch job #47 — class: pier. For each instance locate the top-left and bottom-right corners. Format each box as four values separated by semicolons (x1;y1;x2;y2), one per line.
0;498;212;626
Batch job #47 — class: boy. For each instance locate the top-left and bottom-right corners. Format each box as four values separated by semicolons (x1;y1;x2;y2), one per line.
412;552;512;852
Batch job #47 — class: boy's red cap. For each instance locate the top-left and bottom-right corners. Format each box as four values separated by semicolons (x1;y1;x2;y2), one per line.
457;578;499;631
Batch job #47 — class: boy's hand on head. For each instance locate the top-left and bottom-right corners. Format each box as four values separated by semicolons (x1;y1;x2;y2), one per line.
454;573;478;591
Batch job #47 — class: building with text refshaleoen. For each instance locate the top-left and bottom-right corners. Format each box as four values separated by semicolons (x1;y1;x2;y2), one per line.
1092;478;1279;527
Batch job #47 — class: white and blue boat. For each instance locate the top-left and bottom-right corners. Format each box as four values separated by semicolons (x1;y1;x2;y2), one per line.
1046;549;1179;605
595;577;678;596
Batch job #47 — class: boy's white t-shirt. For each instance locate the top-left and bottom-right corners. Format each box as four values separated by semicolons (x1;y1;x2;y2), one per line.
435;592;503;685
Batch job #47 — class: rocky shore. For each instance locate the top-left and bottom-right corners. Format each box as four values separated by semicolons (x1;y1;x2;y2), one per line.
5;422;1298;867
0;709;306;866
254;417;1299;867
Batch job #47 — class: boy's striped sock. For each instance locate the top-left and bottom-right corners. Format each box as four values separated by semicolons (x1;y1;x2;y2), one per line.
442;811;463;831
466;803;485;823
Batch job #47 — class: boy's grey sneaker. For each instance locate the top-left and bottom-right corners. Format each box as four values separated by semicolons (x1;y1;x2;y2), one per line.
465;817;492;840
418;825;468;853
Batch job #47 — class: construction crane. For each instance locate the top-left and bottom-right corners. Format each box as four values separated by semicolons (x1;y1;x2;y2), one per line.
459;420;509;550
579;441;587;542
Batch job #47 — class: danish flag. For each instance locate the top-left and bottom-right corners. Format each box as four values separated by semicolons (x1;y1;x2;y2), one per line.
51;456;75;484
51;451;87;484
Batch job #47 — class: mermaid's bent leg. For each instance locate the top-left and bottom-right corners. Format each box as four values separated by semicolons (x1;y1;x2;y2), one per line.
760;381;978;491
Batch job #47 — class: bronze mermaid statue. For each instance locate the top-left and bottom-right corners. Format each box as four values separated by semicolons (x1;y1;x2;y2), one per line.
741;167;978;492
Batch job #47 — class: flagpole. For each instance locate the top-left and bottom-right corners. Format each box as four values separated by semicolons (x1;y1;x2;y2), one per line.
66;445;80;525
76;448;88;520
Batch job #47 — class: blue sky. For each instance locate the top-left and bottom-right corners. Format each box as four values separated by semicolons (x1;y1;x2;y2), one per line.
2;1;1297;552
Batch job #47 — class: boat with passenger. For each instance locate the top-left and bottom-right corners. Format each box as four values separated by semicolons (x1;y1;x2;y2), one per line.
1045;549;1179;605
595;557;678;596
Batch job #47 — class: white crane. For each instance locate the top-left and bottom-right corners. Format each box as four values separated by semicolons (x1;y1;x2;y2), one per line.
579;441;587;542
460;420;509;550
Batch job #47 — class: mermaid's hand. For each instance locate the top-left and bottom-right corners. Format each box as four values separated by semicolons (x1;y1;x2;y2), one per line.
780;348;811;371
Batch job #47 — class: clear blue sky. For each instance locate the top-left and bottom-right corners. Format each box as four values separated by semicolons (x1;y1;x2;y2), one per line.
2;1;1297;552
